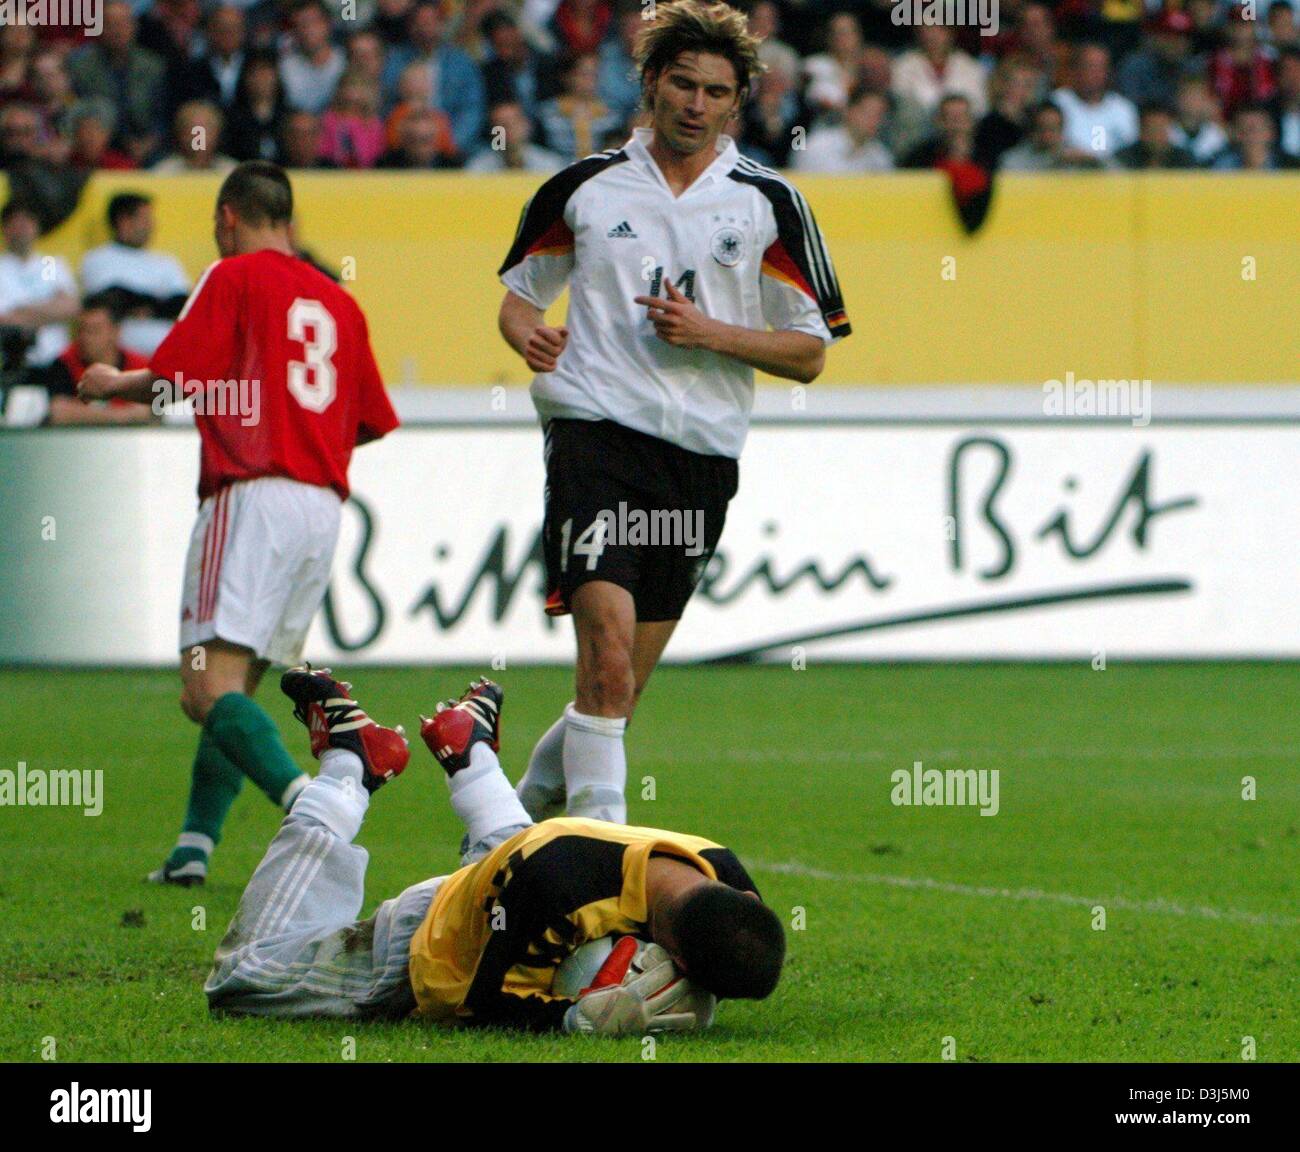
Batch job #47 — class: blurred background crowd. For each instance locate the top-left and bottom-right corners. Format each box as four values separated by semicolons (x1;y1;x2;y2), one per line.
1;0;1296;424
0;0;1297;181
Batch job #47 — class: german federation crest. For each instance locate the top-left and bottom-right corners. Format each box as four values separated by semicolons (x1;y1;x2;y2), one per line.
711;226;744;267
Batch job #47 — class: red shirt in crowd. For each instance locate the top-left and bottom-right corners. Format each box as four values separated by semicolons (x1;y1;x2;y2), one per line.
150;248;399;502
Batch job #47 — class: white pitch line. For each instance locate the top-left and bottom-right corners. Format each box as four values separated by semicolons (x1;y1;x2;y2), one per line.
650;746;1300;764
748;860;1300;928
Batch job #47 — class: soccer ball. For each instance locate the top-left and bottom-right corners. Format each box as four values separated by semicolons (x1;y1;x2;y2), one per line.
552;934;647;997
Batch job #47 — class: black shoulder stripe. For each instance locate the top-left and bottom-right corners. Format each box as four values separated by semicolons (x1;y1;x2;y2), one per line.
498;149;629;276
727;161;850;336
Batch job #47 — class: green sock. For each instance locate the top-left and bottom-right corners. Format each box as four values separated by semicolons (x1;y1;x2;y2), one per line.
166;729;244;866
206;692;308;809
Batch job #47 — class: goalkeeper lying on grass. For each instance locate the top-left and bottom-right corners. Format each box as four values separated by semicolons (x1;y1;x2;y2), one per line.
204;668;785;1035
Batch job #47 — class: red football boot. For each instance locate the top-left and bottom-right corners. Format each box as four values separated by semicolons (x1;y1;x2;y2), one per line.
280;665;409;792
420;677;504;776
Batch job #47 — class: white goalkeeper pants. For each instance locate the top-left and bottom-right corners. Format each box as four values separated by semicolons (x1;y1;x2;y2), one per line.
204;775;529;1018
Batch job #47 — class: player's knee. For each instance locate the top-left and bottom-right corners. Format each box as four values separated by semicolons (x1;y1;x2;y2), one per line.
180;678;228;724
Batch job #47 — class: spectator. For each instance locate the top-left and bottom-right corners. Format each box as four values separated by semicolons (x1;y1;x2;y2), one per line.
138;0;205;117
482;10;560;125
65;98;137;170
739;52;801;168
900;92;979;168
346;29;388;92
535;50;621;162
1117;10;1196;109
39;299;155;426
749;1;801;87
225;49;287;162
378;105;460;167
28;50;77;149
1000;99;1108;170
151;100;237;172
0;21;36;106
1211;7;1276;116
81;193;190;356
176;6;248;110
279;109;338;168
793;84;894;172
381;2;485;158
68;0;168;165
1053;42;1138;159
1114;102;1196;168
1170;74;1229;164
1185;0;1225;60
858;45;931;160
975;55;1044;169
893;22;989;118
319;70;387;168
1016;3;1069;91
385;60;436;152
803;10;866;122
596;1;642;125
468;100;565;170
1266;2;1299;52
0;200;77;367
446;0;500;62
550;0;613;57
1212;101;1299;167
280;0;346;114
1268;47;1300;157
0;102;47;166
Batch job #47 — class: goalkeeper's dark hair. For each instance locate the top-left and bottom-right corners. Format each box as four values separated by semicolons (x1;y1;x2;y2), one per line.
673;884;785;1000
217;161;293;228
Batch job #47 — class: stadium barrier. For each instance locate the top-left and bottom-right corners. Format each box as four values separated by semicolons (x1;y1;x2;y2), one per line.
7;171;1299;387
2;420;1296;665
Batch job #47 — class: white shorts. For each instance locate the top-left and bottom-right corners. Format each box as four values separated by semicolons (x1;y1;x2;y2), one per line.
180;476;342;666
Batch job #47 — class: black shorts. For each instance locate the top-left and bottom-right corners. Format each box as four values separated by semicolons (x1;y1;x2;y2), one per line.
541;418;739;623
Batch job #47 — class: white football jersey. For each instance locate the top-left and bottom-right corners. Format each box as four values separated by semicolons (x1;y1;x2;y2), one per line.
499;127;851;458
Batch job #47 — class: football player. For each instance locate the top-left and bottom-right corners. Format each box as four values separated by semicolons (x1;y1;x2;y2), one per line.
203;668;786;1033
78;162;400;886
497;1;851;826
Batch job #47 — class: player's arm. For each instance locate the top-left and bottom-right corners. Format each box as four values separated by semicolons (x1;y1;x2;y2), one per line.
636;280;826;383
498;289;569;374
496;173;578;373
77;364;160;405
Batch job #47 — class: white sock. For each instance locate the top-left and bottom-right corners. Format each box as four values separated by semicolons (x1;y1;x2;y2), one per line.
516;705;571;821
564;709;627;823
318;748;364;787
450;742;532;848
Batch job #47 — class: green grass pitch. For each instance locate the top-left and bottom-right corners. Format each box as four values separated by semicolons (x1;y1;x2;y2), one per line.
0;663;1296;1062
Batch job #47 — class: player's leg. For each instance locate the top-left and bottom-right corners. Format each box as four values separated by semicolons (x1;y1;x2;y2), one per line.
518;419;639;822
205;669;413;1017
564;580;636;822
154;480;340;884
630;618;680;716
421;678;532;865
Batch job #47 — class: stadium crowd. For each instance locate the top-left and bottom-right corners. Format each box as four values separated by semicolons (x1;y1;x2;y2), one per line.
1;0;1297;422
0;0;1296;179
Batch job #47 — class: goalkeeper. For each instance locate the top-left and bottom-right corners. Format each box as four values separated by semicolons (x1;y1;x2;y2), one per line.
203;667;785;1034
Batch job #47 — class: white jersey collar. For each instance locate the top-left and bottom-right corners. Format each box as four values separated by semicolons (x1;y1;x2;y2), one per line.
624;126;739;195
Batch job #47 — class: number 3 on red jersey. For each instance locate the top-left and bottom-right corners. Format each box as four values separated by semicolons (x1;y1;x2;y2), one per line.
287;297;337;412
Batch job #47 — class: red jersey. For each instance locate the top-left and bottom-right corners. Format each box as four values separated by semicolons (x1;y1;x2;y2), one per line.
150;249;398;501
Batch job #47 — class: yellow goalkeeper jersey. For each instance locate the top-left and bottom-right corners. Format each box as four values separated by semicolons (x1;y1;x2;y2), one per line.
407;817;757;1031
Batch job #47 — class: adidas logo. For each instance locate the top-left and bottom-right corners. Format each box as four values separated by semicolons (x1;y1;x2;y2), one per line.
607;221;637;238
309;708;328;734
